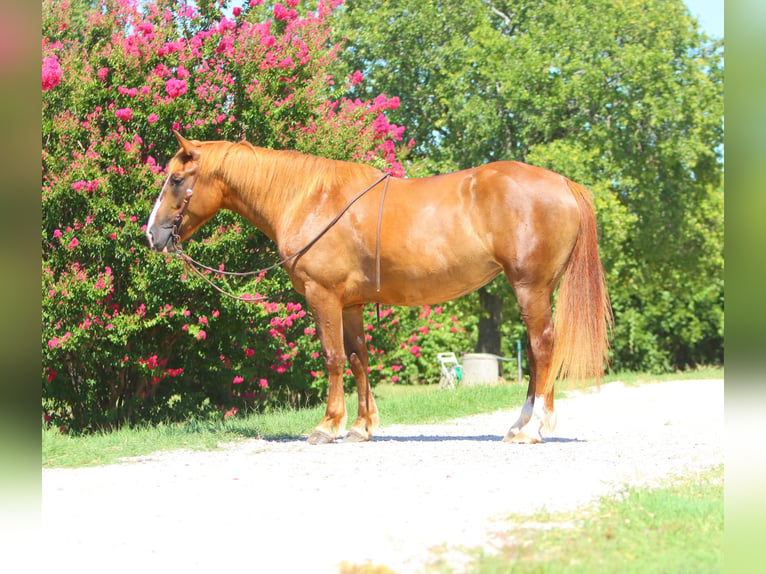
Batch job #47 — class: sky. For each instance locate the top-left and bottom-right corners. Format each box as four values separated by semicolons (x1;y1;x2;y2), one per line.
683;0;724;38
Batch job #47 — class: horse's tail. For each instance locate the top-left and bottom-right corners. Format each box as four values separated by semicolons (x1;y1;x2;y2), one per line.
542;180;613;395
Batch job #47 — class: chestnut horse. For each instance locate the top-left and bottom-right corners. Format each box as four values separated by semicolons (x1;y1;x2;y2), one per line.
147;131;611;444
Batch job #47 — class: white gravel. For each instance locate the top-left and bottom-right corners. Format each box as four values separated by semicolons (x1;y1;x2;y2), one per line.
42;379;723;573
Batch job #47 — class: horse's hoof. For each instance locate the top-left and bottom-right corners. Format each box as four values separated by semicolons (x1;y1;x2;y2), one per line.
307;430;335;445
503;430;542;444
342;429;371;443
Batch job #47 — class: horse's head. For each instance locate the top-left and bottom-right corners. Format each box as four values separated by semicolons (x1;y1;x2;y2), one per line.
146;130;221;252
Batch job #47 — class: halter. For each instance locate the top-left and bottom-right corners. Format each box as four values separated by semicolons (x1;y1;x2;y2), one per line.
170;188;193;249
167;167;199;250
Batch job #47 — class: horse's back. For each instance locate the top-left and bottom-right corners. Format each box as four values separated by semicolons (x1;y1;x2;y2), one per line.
360;161;581;304
465;161;582;282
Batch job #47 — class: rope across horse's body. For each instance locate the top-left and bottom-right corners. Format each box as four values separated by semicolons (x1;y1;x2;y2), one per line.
175;173;392;305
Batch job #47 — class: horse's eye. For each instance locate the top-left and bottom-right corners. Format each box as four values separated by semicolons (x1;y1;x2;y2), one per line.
170;175;184;185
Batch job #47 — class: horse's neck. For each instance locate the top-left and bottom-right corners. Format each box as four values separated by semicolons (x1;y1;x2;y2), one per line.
217;146;328;242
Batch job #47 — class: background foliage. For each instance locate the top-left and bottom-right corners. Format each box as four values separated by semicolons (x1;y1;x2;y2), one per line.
333;0;724;371
42;0;723;432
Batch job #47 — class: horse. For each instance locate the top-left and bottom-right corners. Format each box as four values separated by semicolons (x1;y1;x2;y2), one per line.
146;130;612;444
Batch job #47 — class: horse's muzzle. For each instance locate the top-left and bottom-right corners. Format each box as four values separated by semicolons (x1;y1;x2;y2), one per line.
146;224;177;252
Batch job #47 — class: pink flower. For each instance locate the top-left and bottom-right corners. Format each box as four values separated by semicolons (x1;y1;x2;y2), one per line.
259;378;268;388
349;70;364;85
410;345;422;357
196;329;207;340
165;78;188;99
233;6;242;16
118;86;139;97
274;3;297;21
245;348;255;357
42;56;62;91
97;67;109;81
115;108;133;121
147;113;159;124
224;407;238;418
67;237;79;250
136;21;155;37
250;0;264;6
153;64;171;79
278;57;294;70
233;375;244;385
53;229;62;239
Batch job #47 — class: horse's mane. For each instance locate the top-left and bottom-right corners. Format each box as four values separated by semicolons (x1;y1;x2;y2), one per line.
198;140;378;210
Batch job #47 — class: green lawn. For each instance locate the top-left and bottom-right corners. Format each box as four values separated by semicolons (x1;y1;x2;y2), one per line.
42;367;722;468
443;465;724;574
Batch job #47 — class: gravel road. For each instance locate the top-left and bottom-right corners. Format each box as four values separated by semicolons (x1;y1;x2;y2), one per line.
42;379;723;573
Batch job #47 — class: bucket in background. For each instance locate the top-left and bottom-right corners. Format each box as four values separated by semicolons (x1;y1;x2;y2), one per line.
460;353;500;386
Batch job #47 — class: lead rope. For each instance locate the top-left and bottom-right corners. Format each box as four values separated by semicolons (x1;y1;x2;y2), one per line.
175;173;392;306
374;174;390;330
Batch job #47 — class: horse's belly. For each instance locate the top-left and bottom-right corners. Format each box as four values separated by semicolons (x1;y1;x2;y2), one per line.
379;258;502;305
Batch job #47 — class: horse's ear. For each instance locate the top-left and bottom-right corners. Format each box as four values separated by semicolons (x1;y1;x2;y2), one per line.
173;129;201;161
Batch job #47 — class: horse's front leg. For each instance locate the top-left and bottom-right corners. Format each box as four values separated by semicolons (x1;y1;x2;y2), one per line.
341;305;379;443
305;287;347;445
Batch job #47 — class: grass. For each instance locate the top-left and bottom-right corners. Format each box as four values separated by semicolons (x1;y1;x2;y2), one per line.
374;381;527;424
440;465;724;574
42;382;528;468
42;367;723;469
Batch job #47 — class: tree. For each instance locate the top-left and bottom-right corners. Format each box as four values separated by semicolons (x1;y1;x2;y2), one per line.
333;0;724;371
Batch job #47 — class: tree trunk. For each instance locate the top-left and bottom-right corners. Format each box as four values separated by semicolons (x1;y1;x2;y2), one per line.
475;287;503;355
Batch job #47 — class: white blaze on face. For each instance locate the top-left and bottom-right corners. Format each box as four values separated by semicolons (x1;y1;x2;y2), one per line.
146;173;170;248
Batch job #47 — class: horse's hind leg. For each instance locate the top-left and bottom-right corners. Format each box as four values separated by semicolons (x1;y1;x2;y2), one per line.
341;305;379;443
504;284;557;443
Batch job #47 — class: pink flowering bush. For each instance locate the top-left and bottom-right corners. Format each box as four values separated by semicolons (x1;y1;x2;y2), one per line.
365;305;471;385
42;55;62;91
42;0;466;432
